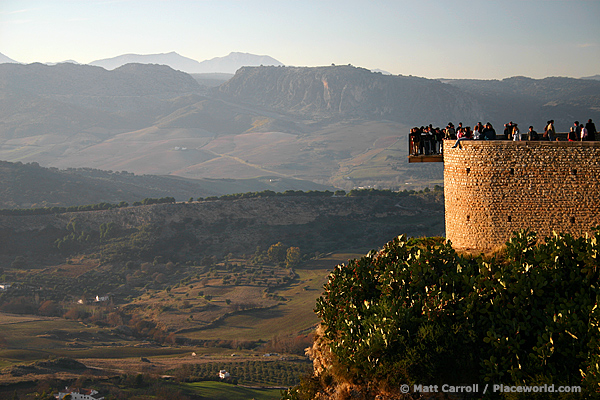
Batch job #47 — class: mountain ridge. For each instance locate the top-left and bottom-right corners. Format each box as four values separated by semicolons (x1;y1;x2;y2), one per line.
0;62;598;191
0;52;18;64
216;65;600;128
89;51;283;74
216;65;487;126
0;191;444;266
0;160;334;209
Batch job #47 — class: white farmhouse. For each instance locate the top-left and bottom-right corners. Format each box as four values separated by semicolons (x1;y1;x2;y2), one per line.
218;369;230;379
56;387;104;400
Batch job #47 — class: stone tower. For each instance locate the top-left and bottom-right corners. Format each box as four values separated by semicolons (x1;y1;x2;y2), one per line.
443;141;600;251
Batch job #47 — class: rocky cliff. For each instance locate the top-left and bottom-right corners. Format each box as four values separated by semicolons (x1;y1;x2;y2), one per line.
216;65;485;126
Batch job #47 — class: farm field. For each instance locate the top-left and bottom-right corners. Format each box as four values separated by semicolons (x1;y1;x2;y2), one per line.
179;253;360;342
0;312;193;374
0;252;358;397
180;381;282;400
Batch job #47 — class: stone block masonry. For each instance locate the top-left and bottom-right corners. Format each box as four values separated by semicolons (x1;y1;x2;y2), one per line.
444;140;600;251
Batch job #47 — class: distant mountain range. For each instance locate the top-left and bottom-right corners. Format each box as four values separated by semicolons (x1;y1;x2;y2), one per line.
0;62;598;196
0;53;18;64
218;65;600;128
0;51;283;74
217;65;485;125
89;51;283;74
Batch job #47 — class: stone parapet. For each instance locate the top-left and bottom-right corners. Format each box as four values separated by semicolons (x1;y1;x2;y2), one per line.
443;140;600;251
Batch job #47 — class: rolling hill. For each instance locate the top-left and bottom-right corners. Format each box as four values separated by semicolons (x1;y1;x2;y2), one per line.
0;160;334;209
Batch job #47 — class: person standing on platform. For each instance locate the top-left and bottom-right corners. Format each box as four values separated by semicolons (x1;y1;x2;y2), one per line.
512;123;521;141
504;122;513;140
485;122;497;140
445;123;456;140
527;126;538;141
581;124;588;141
545;120;555;141
586;119;597;141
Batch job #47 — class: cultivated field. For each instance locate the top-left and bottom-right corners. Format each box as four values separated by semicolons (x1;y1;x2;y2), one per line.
0;252;357;398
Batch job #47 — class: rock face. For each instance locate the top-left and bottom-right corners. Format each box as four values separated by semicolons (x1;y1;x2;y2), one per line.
218;66;600;131
217;65;484;126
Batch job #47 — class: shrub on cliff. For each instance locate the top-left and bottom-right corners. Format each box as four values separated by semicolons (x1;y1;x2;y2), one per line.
286;230;600;399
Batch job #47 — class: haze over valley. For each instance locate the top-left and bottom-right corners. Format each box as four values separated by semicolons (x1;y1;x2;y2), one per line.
1;51;599;200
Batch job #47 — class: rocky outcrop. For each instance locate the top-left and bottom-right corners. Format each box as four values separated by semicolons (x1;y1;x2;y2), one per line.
217;65;485;125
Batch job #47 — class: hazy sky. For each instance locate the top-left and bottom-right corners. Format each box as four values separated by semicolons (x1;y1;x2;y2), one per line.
1;0;599;79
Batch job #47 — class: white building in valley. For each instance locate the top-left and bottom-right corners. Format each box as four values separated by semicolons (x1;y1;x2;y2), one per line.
56;387;104;400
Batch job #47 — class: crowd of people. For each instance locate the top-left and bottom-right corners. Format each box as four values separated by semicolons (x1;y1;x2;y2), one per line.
409;119;598;155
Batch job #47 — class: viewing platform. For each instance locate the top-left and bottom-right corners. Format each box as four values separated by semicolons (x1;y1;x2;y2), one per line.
408;154;443;163
408;134;574;163
408;135;445;163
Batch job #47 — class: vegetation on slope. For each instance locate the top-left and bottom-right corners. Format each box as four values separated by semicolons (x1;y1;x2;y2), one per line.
286;230;600;399
0;160;334;210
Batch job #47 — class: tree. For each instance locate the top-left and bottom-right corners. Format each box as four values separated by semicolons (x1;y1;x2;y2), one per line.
267;242;288;263
38;300;61;316
285;247;301;268
99;222;117;241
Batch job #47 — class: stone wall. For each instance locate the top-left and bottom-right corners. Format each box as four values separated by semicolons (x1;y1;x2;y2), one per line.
444;140;600;251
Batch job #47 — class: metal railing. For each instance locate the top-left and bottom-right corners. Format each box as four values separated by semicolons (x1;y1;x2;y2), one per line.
408;135;444;157
409;133;579;157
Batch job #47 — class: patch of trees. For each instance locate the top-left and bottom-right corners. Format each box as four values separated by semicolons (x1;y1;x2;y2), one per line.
264;333;314;356
0;186;441;217
346;185;443;198
0;196;177;216
205;190;334;202
55;220;121;253
194;187;442;203
173;360;311;387
251;243;303;268
0;201;129;216
58;305;177;344
131;197;176;206
0;295;38;314
286;230;600;398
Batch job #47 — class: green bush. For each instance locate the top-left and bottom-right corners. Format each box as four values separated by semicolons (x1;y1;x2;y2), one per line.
310;230;600;397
